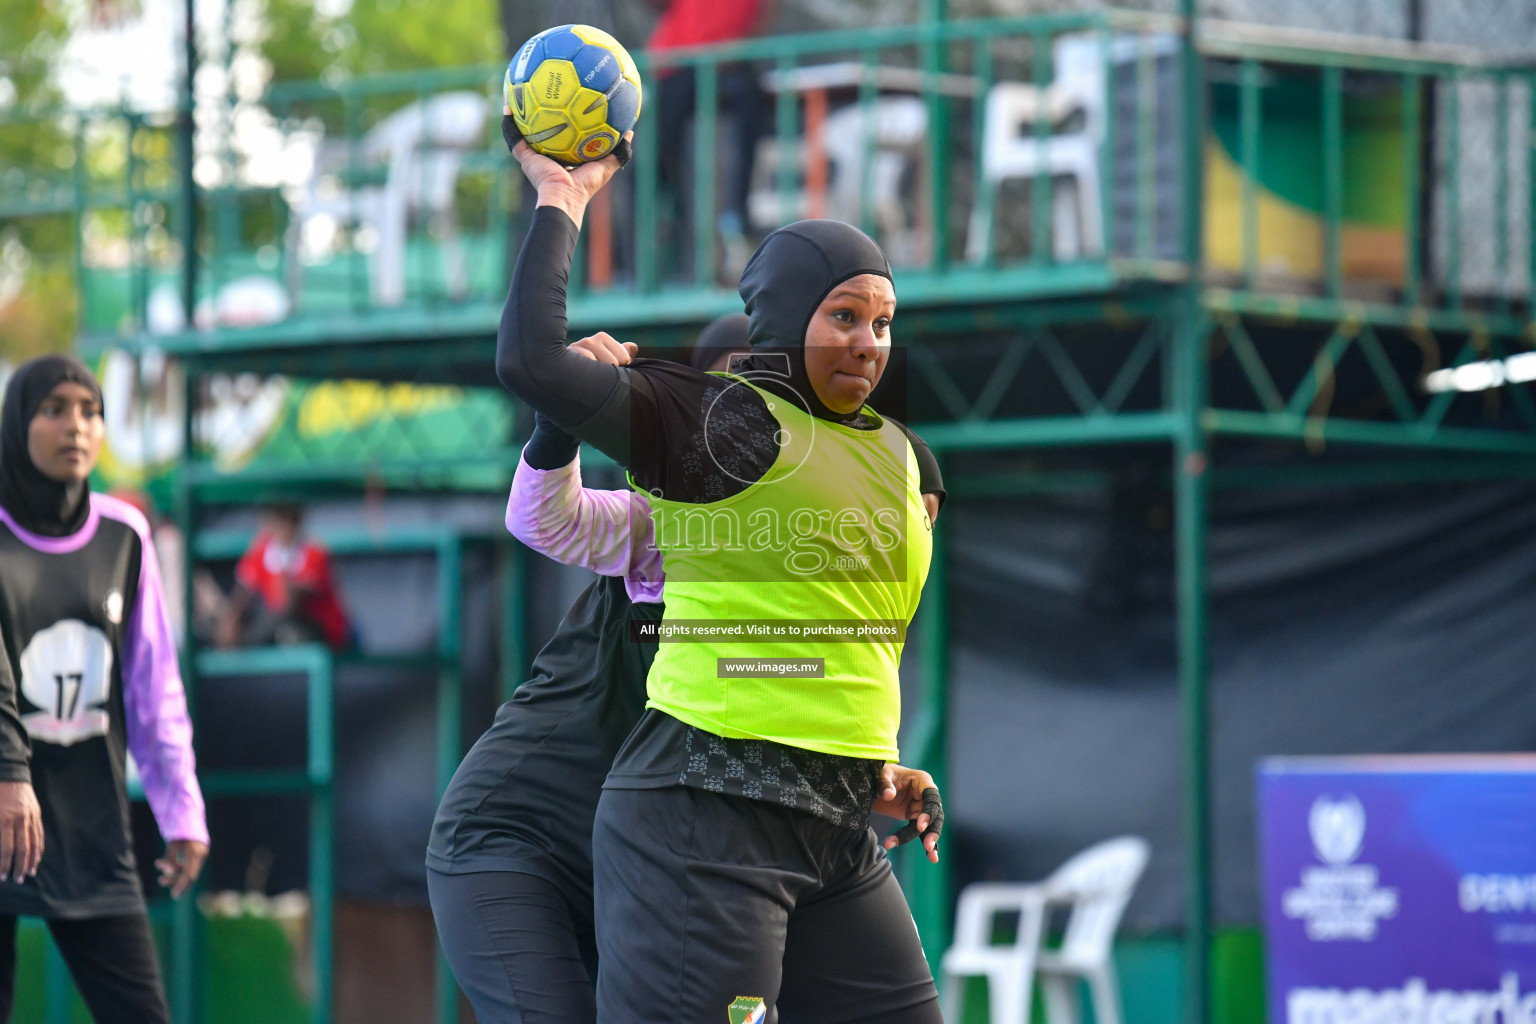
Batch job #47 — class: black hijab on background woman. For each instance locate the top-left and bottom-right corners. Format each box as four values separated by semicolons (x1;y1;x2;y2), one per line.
688;312;751;371
0;355;102;538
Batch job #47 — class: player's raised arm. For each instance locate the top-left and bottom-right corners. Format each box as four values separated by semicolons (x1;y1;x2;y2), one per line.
493;114;639;466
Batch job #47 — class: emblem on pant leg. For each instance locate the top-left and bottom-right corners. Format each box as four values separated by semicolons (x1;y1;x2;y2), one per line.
728;996;766;1024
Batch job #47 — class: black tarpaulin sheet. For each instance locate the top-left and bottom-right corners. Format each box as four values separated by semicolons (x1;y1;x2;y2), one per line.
940;477;1536;931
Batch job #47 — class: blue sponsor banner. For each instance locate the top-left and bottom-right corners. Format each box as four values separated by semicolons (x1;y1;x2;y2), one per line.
1258;755;1536;1024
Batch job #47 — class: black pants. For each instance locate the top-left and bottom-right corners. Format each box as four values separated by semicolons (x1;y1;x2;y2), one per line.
428;868;597;1024
592;785;942;1024
0;912;170;1024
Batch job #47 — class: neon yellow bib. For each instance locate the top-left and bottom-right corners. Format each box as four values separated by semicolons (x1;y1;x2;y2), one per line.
635;379;932;760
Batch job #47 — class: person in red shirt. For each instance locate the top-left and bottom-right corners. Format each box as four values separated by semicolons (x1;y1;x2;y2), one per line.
648;0;771;276
648;0;764;52
216;504;353;651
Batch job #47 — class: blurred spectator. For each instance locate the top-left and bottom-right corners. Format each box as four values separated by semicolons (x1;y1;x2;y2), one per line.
648;0;772;277
216;504;354;651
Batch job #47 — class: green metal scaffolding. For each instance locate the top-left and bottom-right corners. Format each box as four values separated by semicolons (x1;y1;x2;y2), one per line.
12;6;1534;1022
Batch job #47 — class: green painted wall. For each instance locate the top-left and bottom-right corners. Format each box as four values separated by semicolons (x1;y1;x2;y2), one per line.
13;915;310;1024
957;930;1267;1024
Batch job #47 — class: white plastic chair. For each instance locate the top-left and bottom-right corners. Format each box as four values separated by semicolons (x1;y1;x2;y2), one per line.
966;32;1176;263
966;33;1101;264
940;881;1048;1024
822;97;929;264
747;97;929;264
285;91;488;305
940;836;1150;1024
746;135;806;228
360;91;486;303
1035;836;1150;1024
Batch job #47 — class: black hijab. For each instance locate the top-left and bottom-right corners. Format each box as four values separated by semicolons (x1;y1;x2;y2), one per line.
690;313;752;371
736;220;892;424
0;355;103;537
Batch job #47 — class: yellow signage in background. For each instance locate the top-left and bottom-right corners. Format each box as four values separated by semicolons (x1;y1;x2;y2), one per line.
296;381;463;439
93;350;512;509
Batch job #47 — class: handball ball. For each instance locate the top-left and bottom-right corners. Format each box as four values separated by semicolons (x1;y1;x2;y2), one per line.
505;25;643;165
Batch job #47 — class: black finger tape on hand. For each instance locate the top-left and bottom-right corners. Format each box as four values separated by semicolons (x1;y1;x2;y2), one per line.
920;787;944;840
501;113;523;154
612;137;633;169
890;788;945;847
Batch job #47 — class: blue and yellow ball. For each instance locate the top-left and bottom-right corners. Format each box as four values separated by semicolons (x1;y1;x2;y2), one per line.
505;25;643;166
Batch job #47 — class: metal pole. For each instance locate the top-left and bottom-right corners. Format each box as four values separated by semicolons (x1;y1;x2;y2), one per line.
308;649;335;1024
179;0;198;324
1322;66;1344;299
126;113;146;330
45;933;70;1024
1239;60;1260;288
973;38;996;267
1180;0;1203;267
1177;0;1212;1022
1445;73;1461;307
635;56;660;292
436;537;465;1024
1031;31;1053;267
73;118;91;332
172;362;200;1024
1402;74;1423;307
435;536;465;795
693;60;719;288
1175;298;1212;1024
921;0;949;270
1493;74;1509;314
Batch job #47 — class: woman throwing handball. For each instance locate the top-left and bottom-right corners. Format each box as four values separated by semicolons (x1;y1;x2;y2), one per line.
0;356;206;1024
498;113;945;1023
428;319;947;1024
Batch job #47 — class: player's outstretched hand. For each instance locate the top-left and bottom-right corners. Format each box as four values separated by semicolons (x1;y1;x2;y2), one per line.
569;332;638;365
0;781;43;881
156;839;209;898
876;764;943;863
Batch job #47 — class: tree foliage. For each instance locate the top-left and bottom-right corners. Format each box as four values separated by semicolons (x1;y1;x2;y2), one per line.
0;0;76;361
255;0;506;84
0;0;511;358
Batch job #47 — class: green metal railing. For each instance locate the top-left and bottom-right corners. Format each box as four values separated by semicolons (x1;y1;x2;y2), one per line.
195;643;335;1024
0;107;180;336
10;9;1533;361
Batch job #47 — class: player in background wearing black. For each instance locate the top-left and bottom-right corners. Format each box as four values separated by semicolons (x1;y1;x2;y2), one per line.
0;356;208;1024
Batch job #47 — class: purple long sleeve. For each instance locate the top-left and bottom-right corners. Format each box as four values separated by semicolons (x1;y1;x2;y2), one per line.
97;496;209;845
505;449;665;604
